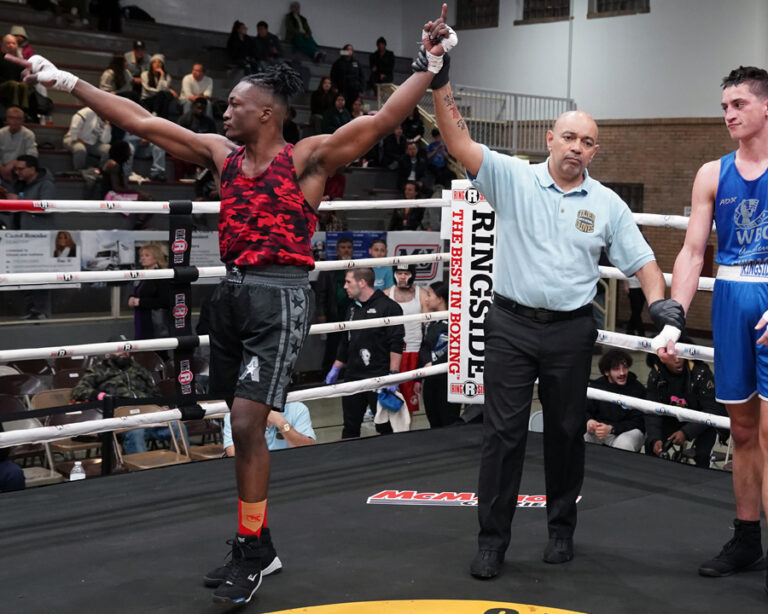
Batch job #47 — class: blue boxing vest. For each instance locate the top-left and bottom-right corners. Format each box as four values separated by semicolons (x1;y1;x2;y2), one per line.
714;151;768;265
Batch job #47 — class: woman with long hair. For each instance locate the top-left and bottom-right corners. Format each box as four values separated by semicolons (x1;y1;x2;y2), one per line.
128;243;170;340
53;231;77;257
140;54;178;118
309;76;335;134
226;20;258;75
100;55;136;99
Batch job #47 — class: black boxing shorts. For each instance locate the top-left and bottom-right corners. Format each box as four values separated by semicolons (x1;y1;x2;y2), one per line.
208;265;312;410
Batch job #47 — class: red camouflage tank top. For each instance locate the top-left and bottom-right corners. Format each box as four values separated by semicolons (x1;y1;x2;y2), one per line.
218;143;317;267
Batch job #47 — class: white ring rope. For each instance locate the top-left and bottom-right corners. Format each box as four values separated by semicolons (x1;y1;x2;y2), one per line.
0;365;447;447
0;254;450;287
600;266;715;292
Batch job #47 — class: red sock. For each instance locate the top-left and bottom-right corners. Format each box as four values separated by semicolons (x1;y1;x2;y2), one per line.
238;499;266;537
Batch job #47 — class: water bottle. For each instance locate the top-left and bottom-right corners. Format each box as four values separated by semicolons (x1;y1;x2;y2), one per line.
69;461;86;481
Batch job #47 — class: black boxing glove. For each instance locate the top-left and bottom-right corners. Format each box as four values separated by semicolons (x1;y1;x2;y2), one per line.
648;299;685;331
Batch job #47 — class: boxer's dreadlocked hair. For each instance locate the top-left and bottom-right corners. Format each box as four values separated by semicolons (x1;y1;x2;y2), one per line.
721;66;768;99
241;63;304;108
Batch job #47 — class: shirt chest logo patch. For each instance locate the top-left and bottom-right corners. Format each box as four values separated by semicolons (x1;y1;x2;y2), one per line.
575;209;595;233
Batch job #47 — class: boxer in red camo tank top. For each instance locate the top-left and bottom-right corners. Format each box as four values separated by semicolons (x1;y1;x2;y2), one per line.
40;5;453;606
218;143;316;267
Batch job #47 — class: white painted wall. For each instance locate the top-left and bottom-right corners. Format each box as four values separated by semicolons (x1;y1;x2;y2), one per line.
128;0;768;119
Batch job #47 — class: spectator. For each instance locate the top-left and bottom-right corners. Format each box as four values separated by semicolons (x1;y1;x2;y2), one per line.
368;238;393;291
316;237;354;374
0;35;30;117
53;231;77;258
0;106;37;184
0;423;24;492
331;44;364;112
124;40;149;93
381;125;407;170
368;36;395;91
123;131;168;182
226;20;258;76
10;25;34;60
322;93;351;134
418;281;460;427
396;141;429;194
101;140;152;202
252;21;284;72
350;96;366;119
310;76;336;134
645;341;728;468
425;128;454;187
70;340;187;454
389;181;424;231
63;107;111;170
1;154;55;200
179;63;213;116
178;98;217;134
99;55;136;99
325;267;404;438
386;263;428;413
128;243;170;339
284;2;323;63
401;107;424;142
141;54;178;119
584;349;646;452
282;106;300;144
317;168;346;231
222;402;316;454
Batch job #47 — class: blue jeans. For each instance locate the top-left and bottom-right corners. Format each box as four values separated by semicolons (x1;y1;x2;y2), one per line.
123;133;166;176
121;423;188;454
0;460;25;491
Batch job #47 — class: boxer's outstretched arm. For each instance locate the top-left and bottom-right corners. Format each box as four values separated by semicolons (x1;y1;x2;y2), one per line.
432;82;483;176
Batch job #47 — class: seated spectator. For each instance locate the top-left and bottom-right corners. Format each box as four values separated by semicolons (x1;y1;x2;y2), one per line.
396;141;429;194
178;98;217;134
63;107;111;170
585;349;646;452
70;341;187;455
645;341;728;468
100;55;136;99
322;94;351;134
331;44;364;112
0;422;24;492
283;106;300;144
122;131;167;182
101;140;152;202
10;25;34;60
368;238;393;291
252;21;284;71
388;181;424;231
0;35;30;117
418;280;461;427
382;125;407;170
284;2;323;63
0;106;37;184
310;76;336;135
141;54;178;119
222;402;316;454
0;155;55;200
226;20;258;76
401;107;424;142
179;63;213;116
368;36;394;91
124;40;149;93
425;128;454;187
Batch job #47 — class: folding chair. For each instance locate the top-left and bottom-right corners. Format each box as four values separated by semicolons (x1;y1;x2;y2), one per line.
131;352;167;383
0;373;48;407
8;359;53;376
52;368;87;389
52;356;89;373
113;404;191;471
31;389;103;463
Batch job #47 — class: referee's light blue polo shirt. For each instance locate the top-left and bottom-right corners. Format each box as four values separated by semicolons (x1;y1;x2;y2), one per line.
471;145;654;311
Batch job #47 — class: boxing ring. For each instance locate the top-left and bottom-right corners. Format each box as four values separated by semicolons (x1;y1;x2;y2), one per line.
0;193;759;614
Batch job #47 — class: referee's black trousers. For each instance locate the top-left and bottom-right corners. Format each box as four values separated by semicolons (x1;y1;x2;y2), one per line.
477;303;596;553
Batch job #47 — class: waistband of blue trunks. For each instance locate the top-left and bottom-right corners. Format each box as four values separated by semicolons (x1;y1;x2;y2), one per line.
493;292;592;323
225;264;310;285
716;263;768;283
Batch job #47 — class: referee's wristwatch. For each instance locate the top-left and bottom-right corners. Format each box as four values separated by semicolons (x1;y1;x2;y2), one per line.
281;423;292;434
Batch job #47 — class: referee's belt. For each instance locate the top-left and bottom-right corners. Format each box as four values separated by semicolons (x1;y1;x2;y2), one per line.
493;293;592;323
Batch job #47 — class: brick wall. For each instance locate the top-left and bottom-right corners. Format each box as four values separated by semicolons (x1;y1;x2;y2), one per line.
588;117;734;337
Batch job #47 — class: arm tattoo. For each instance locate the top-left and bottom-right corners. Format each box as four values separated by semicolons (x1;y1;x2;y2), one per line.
443;93;455;108
457;119;466;131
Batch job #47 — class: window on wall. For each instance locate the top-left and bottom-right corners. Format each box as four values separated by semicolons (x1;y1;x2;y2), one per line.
455;0;499;30
514;0;570;24
603;182;644;213
588;0;650;19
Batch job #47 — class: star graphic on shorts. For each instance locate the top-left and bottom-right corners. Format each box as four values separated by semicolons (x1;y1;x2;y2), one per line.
294;316;304;330
291;295;304;310
291;339;302;355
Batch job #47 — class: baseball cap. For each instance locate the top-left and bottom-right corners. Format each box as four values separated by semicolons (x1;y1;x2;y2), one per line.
133;40;145;49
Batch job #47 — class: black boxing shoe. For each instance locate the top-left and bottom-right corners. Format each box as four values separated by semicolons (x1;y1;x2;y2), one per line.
211;533;265;605
699;519;765;577
204;528;282;589
470;550;504;579
543;537;574;564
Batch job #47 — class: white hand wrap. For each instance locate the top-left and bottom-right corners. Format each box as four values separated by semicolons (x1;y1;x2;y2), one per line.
650;324;682;352
420;25;458;74
27;54;78;92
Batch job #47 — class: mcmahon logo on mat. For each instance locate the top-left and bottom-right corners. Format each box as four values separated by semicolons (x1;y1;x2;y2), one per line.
367;491;582;508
